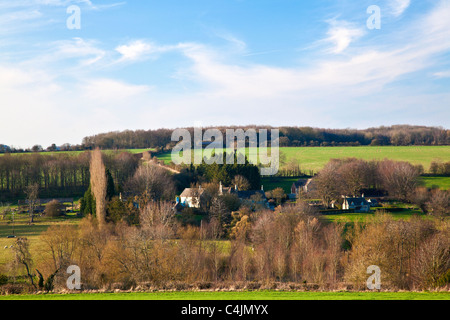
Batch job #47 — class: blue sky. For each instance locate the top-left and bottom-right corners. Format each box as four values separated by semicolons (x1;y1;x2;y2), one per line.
1;0;450;148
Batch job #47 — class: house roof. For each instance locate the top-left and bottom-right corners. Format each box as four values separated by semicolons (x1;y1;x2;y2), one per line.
293;179;309;188
220;186;234;194
344;197;370;206
180;188;206;198
237;190;266;200
292;178;315;191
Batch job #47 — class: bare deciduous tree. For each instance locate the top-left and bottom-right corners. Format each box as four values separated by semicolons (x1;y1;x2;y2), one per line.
426;190;450;220
25;183;39;224
232;175;250;191
314;162;341;208
339;159;371;197
412;233;450;289
125;164;175;202
210;196;229;237
13;238;36;289
140;201;175;240
378;160;420;201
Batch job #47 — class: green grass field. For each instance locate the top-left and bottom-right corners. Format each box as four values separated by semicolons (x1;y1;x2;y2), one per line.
155;146;450;174
321;209;427;223
420;176;450;190
0;213;82;268
277;146;450;173
262;176;450;193
261;177;300;193
0;290;448;300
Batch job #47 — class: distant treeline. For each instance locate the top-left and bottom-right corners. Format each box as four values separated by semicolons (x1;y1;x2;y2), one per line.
1;125;449;153
0;152;139;201
75;125;450;149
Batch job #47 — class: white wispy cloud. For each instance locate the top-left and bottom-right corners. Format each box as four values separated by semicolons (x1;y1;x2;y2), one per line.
0;64;153;148
0;0;123;9
54;38;106;65
389;0;411;17
0;0;125;35
323;20;365;54
115;40;155;62
13;38;108;74
433;70;450;78
81;78;151;103
214;32;247;53
0;9;43;35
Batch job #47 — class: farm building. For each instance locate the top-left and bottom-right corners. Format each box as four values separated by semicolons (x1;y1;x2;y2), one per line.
341;195;379;213
236;189;269;208
180;186;208;208
178;182;270;209
291;178;316;196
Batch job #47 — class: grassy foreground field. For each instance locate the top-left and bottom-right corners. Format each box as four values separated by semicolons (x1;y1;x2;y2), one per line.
0;291;448;300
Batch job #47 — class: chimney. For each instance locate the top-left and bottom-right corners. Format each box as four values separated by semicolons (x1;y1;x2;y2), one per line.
235;184;238;191
261;185;264;191
219;181;223;194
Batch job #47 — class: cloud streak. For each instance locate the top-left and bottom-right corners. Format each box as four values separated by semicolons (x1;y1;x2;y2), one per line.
389;0;411;17
323;20;365;54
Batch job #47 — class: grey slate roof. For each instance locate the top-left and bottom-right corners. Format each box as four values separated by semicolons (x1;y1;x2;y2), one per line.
293;179;309;188
344;197;370;206
237;190;266;200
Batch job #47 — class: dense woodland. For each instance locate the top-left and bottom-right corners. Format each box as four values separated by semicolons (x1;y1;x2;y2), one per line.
0;150;261;203
0;152;139;201
80;125;450;149
1;125;449;153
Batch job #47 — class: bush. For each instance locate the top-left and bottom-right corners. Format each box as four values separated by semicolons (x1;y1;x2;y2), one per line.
45;200;62;218
195;282;213;290
0;274;8;285
0;284;33;295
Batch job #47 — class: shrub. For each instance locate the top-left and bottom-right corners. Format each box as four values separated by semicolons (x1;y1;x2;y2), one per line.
196;282;212;290
436;269;450;288
0;274;8;285
45;200;62;218
0;284;33;295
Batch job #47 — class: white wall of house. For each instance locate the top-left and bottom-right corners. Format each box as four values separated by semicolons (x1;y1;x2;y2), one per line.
181;196;200;208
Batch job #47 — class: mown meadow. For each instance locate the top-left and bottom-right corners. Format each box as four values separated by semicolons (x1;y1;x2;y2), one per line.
155;146;450;174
